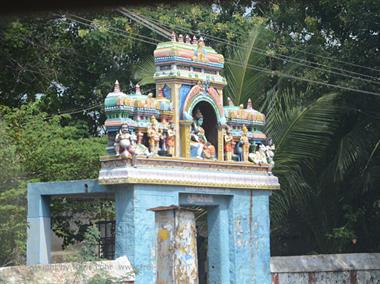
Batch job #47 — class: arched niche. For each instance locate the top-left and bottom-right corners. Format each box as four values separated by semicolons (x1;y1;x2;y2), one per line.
190;100;219;157
181;84;224;123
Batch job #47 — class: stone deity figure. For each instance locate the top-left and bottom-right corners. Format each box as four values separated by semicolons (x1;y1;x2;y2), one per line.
167;123;176;156
147;116;161;155
114;124;136;158
240;125;250;162
224;127;234;161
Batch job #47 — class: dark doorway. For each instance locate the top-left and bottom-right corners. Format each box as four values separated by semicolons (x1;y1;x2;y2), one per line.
192;101;218;158
191;206;208;284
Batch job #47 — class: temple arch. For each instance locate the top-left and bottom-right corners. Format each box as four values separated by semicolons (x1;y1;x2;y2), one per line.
191;100;219;152
184;90;223;124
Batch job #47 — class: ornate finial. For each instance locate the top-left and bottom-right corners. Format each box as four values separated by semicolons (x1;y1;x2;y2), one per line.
178;34;184;43
227;97;234;106
114;80;120;93
247;98;253;110
135;84;141;95
185;34;191;44
171;31;177;42
158;88;164;98
239;104;244;109
192;35;198;45
199;36;204;43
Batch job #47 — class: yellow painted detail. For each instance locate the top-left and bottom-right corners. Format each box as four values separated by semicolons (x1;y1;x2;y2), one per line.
158;228;170;241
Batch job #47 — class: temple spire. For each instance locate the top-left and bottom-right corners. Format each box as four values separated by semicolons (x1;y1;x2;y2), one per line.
227;97;234;106
247;98;253;110
158;87;164;98
171;31;177;42
192;35;198;45
114;80;120;93
135;84;141;95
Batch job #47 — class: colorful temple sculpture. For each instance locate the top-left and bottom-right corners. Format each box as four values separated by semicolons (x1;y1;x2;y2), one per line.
27;34;280;284
103;35;274;167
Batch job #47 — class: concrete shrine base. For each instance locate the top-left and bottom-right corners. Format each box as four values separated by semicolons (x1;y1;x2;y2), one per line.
27;178;272;283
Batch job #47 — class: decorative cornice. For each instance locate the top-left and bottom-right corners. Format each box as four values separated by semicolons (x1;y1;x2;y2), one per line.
98;157;280;190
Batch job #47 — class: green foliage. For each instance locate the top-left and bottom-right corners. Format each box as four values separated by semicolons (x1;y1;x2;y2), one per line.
2;103;106;181
224;25;272;105
77;225;101;262
135;56;155;86
0;104;108;265
51;198;114;248
0;119;20;191
66;226;127;284
0;182;27;266
0;0;379;262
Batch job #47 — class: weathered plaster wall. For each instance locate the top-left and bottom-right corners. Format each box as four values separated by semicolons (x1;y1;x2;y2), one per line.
27;179;272;284
270;253;380;284
114;184;271;284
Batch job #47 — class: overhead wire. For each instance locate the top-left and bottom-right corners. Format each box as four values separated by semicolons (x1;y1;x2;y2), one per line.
46;86;156;119
67;13;380;97
225;58;380;96
63;14;161;45
126;9;380;84
197;12;380;73
131;9;380;78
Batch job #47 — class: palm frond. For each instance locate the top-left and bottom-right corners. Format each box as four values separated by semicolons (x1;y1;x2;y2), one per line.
362;137;380;175
224;25;271;106
267;92;343;164
134;56;155;86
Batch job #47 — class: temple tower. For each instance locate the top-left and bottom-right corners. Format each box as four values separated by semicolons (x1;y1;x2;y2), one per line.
27;35;279;284
153;34;227;159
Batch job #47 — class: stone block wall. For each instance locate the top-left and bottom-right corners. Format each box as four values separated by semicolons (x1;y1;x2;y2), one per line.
271;253;380;284
0;257;135;284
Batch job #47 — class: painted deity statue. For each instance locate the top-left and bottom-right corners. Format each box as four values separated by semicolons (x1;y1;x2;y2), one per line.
160;118;169;153
167;123;176;156
203;140;216;160
190;109;206;158
134;130;150;156
114;124;136;158
190;109;215;160
224;127;234;161
265;139;275;165
147;116;161;155
240;125;250;162
249;144;268;165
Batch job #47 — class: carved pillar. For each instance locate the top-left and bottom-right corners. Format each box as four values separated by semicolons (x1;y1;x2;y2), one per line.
180;120;192;158
217;126;224;161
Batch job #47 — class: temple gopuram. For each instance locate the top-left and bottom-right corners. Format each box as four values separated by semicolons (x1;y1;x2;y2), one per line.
27;34;280;284
99;34;277;188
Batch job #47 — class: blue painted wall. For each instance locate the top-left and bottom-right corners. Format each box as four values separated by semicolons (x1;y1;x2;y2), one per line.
27;180;272;284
